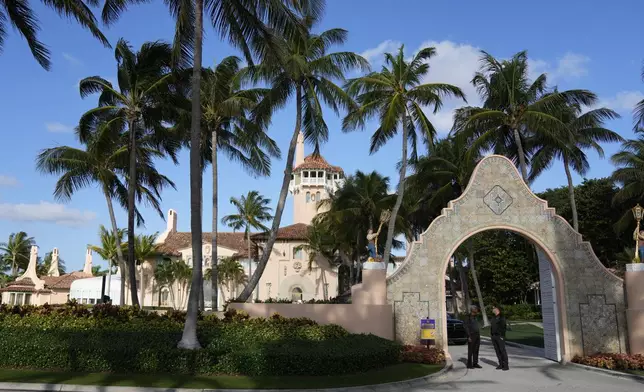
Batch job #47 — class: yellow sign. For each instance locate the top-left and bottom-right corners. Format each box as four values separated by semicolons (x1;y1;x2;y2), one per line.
421;328;435;340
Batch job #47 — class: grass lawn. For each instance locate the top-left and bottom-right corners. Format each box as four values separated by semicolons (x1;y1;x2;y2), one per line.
481;324;545;348
0;363;443;390
625;369;644;376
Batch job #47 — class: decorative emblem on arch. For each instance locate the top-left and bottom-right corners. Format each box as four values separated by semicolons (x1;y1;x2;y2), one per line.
483;185;513;215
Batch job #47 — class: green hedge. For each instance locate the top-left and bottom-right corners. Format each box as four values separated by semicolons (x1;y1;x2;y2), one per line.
0;304;401;376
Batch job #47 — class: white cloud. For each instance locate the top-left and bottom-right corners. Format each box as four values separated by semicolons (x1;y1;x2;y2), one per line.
0;201;96;227
598;90;644;112
62;52;83;66
529;52;590;82
45;122;73;133
0;175;19;187
359;40;402;67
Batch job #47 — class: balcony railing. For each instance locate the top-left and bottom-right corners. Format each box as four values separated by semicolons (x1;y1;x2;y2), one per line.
301;177;326;185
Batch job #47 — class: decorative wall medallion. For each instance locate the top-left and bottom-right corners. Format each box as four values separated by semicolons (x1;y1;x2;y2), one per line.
293;261;302;272
483;185;513;215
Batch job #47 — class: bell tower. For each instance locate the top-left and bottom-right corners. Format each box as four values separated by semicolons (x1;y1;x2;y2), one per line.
288;133;345;225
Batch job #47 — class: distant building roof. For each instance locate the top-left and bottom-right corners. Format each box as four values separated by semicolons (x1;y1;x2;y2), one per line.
156;231;252;258
0;271;91;293
251;223;310;241
294;154;343;174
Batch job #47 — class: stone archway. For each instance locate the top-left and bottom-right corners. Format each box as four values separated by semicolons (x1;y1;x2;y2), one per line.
387;155;627;362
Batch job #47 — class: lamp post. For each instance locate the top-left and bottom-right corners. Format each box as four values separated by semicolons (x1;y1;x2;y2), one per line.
633;204;643;263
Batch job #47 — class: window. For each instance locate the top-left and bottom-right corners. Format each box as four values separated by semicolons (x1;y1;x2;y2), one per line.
160;288;170;307
306;192;311;203
334;174;338;180
316;191;321;201
16;293;23;306
318;171;323;179
303;171;309;178
89;298;96;305
327;174;331;180
291;287;303;302
293;248;304;260
310;171;317;178
9;293;15;306
82;298;88;305
24;294;32;305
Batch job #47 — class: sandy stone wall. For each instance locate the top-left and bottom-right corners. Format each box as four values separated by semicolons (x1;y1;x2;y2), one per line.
386;155;627;361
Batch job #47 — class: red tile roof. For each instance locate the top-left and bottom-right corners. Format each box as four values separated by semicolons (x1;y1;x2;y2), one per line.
156;231;253;258
1;272;91;293
251;223;310;241
294;154;343;174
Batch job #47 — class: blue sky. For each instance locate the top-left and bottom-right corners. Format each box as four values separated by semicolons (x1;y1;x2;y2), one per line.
1;0;643;272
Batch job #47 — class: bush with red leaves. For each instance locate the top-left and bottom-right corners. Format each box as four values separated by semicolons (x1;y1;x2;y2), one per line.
572;353;644;371
401;345;445;364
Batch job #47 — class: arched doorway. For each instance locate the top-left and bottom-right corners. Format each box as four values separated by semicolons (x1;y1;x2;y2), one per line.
444;228;563;361
387;155;627;362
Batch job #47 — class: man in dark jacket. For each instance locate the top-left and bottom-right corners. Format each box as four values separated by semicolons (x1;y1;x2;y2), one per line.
465;305;481;369
491;305;509;370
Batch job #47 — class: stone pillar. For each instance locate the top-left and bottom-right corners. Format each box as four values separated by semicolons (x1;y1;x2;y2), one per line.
625;263;644;354
352;262;387;305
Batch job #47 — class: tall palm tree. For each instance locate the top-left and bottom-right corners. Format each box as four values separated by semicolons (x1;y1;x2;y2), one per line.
611;129;644;232
344;45;465;267
36;119;175;306
133;233;159;307
78;39;180;307
96;0;318;350
89;225;127;302
529;105;622;231
0;232;35;276
0;0;109;70
205;257;247;300
452;50;597;181
237;14;368;301
222;191;272;300
194;56;280;310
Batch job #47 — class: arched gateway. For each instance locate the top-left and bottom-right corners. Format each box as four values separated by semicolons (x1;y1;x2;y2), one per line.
387;155;627;362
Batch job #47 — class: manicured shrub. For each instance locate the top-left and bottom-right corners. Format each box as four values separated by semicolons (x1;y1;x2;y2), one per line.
0;304;401;377
572;353;644;371
401;345;445;364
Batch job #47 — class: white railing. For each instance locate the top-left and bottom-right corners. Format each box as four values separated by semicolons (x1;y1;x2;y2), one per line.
301;177;326;185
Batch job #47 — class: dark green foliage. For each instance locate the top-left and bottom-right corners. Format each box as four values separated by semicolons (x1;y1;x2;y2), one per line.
0;305;399;376
537;178;630;269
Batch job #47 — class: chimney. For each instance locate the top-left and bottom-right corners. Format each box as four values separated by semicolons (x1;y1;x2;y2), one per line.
168;209;177;232
16;246;44;289
295;132;305;167
83;247;93;275
48;247;60;277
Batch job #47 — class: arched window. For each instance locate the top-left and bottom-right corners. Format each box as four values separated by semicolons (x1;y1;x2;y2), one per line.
291;287;303;302
160;287;170;307
316;191;321;201
306;192;311;203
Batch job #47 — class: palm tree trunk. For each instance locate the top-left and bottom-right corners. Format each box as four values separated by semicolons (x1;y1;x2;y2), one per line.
178;0;203;350
563;156;579;231
236;85;303;301
512;127;529;181
383;111;409;265
140;262;145;307
467;240;488;327
211;130;219;311
126;118;139;307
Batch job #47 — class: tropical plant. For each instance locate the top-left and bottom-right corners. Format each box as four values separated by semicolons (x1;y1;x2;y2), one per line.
90;225;127;274
132;233;160;307
452;50;597;181
0;232;35;276
36;252;66;276
530;105;622;230
78;39;181;307
37;119;174;305
611;129;644;231
91;266;109;276
0;0;109;70
190;56;281;311
222;190;272;300
237;12;368;302
344;45;465;267
205;257;247;300
155;258;192;310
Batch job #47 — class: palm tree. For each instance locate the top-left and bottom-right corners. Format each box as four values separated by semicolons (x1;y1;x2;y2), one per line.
37;119;175;306
96;0;318;350
133;233;159;307
89;225;127;302
529;105;622;231
611;129;644;231
222;191;272;300
236;13;368;302
206;257;247;299
0;232;35;276
36;252;67;276
193;56;280;310
78;39;180;307
0;0;109;70
452;50;597;181
344;45;466;267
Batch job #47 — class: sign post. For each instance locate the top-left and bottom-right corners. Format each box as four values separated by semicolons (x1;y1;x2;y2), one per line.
420;318;436;348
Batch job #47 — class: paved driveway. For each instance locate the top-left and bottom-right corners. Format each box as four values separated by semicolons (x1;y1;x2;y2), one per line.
415;341;643;391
